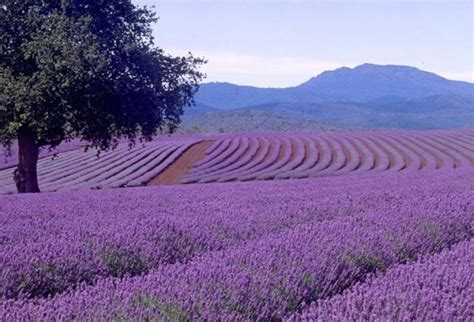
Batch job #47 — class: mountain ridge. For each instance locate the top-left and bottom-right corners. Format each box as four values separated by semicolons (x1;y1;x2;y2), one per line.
183;63;474;132
194;63;474;110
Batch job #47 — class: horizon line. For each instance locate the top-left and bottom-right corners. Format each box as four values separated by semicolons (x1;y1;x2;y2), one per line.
198;62;474;89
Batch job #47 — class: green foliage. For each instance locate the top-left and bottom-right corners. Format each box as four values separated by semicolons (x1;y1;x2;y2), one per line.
133;294;187;321
101;247;149;278
0;0;205;151
16;261;95;299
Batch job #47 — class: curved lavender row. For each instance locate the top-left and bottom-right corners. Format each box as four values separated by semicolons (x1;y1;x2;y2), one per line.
98;144;179;189
350;136;376;172
386;134;430;170
2;131;474;192
1;173;471;320
0;139;85;171
367;135;403;171
411;133;455;168
289;239;473;321
190;139;225;169
380;134;421;170
416;134;459;168
34;144;123;176
70;143;176;191
295;136;332;178
0;147;101;187
31;140;189;192
400;134;440;169
187;138;232;173
238;136;282;181
0;172;13;185
200;137;261;183
196;137;253;183
275;137;306;172
362;135;402;171
454;132;474;147
0;166;14;182
293;137;321;174
309;135;345;177
442;133;474;152
403;135;444;170
0;149;99;193
441;131;474;152
433;132;474;165
217;137;271;182
181;138;241;183
127;142;198;187
335;135;361;174
29;148;93;177
54;140;191;190
38;144;133;186
261;137;306;180
405;132;460;169
34;145;138;190
0;148;87;182
40;144;158;191
255;136;294;180
276;137;319;179
201;139;222;158
0;176;15;194
0;169;13;181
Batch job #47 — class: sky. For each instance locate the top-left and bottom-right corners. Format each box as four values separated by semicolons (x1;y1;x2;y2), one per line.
134;0;474;87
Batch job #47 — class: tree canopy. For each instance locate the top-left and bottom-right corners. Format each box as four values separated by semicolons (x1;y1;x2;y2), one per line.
0;0;205;192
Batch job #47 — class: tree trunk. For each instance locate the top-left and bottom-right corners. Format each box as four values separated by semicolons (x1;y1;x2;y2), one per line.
14;127;40;193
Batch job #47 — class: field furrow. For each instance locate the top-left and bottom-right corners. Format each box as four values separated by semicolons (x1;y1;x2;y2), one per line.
1;131;473;192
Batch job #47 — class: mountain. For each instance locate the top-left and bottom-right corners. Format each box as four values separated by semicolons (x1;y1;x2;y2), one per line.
194;64;474;110
184;63;474;131
297;64;474;102
194;83;290;110
183;102;220;117
233;95;474;130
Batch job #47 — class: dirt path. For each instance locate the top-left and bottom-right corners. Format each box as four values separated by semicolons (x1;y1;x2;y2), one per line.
148;141;215;185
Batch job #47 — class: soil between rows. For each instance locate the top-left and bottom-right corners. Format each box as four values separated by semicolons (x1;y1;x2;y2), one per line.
148;141;215;185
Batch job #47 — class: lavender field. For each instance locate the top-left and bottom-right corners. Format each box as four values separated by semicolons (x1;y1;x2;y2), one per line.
2;0;473;320
1;130;473;194
0;166;473;320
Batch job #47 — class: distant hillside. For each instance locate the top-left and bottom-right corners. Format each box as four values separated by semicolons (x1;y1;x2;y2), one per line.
184;103;220;117
195;64;474;110
236;95;474;130
185;64;474;131
178;109;351;133
182;93;473;132
297;64;474;102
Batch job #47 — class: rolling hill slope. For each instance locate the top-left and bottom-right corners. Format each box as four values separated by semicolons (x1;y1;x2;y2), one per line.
185;64;474;131
195;64;474;110
1;168;473;319
1;130;473;193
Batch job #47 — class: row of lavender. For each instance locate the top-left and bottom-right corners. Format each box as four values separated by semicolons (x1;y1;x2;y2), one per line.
0;137;202;194
1;130;473;193
1;168;473;319
183;130;474;183
288;238;473;321
0;139;85;171
2;169;461;300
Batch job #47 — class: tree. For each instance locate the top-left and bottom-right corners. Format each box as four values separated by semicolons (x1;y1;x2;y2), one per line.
0;0;205;193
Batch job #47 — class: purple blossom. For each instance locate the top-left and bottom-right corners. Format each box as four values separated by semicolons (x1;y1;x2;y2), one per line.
0;168;472;320
289;239;474;321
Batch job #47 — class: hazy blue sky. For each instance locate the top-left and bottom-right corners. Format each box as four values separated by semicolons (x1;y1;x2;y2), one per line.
134;0;473;87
